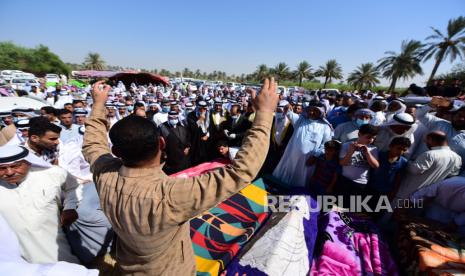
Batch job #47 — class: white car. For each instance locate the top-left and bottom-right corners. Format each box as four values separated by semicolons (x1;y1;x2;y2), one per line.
45;74;60;83
277;85;288;96
226;82;240;90
0;70;24;82
9;78;40;90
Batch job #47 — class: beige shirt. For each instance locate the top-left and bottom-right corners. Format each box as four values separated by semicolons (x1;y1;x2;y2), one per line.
82;104;273;275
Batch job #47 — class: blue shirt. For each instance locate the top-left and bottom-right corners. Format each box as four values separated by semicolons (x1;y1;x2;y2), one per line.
327;106;350;128
368;151;408;193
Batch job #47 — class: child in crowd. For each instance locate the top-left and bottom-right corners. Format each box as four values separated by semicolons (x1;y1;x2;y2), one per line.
337;124;380;204
308;140;342;195
216;140;239;161
367;137;410;213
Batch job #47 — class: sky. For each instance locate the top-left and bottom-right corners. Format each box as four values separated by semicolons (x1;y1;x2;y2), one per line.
0;0;464;87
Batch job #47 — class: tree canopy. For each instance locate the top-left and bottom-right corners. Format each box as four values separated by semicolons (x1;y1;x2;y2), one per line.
0;41;70;76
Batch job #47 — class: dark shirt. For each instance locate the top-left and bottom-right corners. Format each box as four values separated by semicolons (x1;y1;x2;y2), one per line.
368;151;408;193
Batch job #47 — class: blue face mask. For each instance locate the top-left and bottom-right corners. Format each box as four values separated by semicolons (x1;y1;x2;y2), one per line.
341;106;349;112
275;112;284;120
162;106;170;113
12;117;19;123
355;118;370;127
231;115;239;120
127;106;134;112
169;119;179;126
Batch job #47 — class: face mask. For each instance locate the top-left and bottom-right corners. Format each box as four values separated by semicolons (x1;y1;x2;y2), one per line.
169;119;179;126
341;106;349;112
231;115;239;120
355;118;370;127
162;106;170;113
275;112;284;120
127;106;134;112
12;117;19;123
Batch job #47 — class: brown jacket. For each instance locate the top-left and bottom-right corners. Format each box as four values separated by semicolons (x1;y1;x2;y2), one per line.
82;105;273;275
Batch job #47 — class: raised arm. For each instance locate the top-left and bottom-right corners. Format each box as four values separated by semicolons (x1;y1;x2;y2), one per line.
161;78;279;223
82;81;113;169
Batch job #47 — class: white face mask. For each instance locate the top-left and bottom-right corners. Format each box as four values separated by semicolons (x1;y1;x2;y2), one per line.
169;119;179;126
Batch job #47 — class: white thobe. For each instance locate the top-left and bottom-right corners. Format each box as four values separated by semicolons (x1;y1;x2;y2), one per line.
0;214;98;276
394;146;462;202
273;111;333;187
0;166;80;264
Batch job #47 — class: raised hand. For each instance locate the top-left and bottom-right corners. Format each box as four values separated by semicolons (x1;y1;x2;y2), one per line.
251;77;279;113
92;80;111;105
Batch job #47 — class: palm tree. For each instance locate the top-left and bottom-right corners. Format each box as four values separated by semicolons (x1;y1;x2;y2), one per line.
347;63;380;90
84;52;105;70
255;64;269;81
294;61;312;86
315;59;343;88
272;62;290;81
377;40;424;92
423;16;465;83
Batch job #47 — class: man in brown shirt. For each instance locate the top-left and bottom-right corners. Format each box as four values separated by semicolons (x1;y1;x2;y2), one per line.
82;78;278;275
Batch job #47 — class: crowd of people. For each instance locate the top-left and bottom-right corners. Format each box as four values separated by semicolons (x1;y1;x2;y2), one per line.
0;76;464;275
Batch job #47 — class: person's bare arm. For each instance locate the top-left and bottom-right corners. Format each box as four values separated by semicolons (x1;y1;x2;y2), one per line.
361;145;379;169
340;143;356;166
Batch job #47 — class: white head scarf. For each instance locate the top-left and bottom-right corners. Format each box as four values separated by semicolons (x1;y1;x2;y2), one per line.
0;146;51;168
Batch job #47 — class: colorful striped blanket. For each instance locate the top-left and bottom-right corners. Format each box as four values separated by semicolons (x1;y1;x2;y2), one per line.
172;161;271;276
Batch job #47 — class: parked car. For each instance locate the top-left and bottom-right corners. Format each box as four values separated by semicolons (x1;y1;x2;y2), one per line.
0;70;24;82
45;74;60;84
9;78;40;90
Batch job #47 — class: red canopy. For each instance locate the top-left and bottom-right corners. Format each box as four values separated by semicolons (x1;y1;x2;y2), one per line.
110;72;169;86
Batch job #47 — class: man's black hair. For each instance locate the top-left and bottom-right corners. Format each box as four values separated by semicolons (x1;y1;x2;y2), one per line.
347;102;368;115
390;137;411;148
29;116;62;136
324;140;341;151
64;103;73;107
427;132;447;146
216;140;229;148
58;109;72;116
109;116;160;166
358;124;379;136
40;106;57;116
370;100;386;112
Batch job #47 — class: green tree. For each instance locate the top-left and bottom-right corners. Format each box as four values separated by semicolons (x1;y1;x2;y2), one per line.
84;52;106;70
0;42;70;75
272;62;290;81
254;64;269;81
377;40;424;91
294;61;312;86
315;59;343;88
423;16;465;83
347;63;380;90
